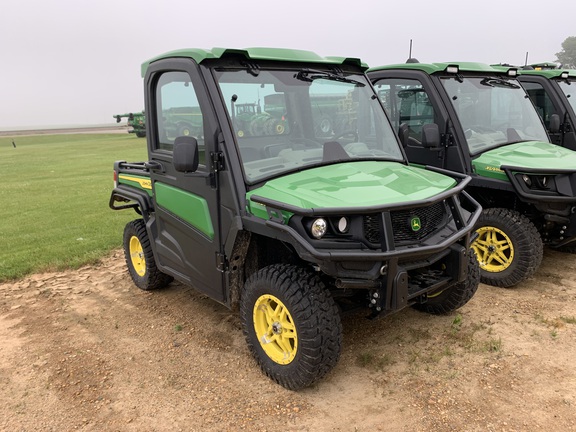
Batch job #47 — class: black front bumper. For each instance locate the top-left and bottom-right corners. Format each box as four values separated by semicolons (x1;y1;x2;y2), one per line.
246;173;481;313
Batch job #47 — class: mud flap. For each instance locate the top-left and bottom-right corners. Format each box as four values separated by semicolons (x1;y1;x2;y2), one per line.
391;270;408;310
445;244;468;284
383;259;408;312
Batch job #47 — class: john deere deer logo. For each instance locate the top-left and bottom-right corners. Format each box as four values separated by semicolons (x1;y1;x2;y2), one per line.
410;216;421;232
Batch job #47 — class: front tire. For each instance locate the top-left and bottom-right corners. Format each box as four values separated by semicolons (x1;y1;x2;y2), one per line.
471;208;543;288
123;219;173;290
413;249;480;314
240;264;342;390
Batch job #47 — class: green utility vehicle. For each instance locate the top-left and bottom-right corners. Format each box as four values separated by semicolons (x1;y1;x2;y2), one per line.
368;62;576;288
114;111;146;137
109;47;481;390
516;66;576;150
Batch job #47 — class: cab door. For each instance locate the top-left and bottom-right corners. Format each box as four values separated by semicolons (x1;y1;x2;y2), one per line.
144;59;225;303
519;76;576;149
370;71;468;173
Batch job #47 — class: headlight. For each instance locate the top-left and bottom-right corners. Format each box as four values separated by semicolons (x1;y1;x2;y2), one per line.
311;218;327;239
522;174;532;187
519;174;553;191
337;217;349;233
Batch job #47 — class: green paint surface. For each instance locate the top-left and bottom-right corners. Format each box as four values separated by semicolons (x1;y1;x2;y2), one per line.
473;141;576;181
142;47;367;77
118;174;153;196
518;69;576;79
155;182;214;239
368;62;501;75
246;161;456;219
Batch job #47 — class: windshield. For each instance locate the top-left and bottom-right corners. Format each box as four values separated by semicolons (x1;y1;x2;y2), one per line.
441;76;549;155
214;69;403;183
558;79;576;114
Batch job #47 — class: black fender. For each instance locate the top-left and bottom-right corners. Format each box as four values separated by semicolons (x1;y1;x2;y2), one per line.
109;185;154;220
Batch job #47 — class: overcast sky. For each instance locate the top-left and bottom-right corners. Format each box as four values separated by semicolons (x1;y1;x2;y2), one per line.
1;0;574;129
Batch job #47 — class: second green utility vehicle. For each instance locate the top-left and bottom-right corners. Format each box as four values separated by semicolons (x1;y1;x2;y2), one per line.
516;66;576;150
110;47;481;390
368;62;576;288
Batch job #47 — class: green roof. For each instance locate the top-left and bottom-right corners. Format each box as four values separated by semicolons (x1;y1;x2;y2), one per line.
368;62;508;75
518;68;576;79
141;47;368;77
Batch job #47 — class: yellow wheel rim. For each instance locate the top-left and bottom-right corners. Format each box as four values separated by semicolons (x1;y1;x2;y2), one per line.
129;235;146;277
253;294;297;365
472;226;514;273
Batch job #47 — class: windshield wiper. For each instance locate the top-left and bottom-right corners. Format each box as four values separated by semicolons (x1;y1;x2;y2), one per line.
295;69;365;86
480;78;520;89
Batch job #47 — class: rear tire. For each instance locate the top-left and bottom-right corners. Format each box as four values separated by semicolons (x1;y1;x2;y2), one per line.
471;208;543;288
123;219;173;290
413;249;480;314
240;264;342;390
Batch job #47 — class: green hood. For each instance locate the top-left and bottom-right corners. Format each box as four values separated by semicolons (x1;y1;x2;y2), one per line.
246;161;456;219
473;141;576;181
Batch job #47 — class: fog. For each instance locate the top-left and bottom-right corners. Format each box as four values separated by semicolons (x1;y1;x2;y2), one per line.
1;0;572;128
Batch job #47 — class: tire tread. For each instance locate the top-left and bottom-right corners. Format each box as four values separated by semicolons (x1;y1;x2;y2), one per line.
475;208;543;288
123;219;173;291
240;264;342;390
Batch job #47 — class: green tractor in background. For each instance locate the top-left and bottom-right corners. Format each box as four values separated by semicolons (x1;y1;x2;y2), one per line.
114;111;146;138
230;100;287;137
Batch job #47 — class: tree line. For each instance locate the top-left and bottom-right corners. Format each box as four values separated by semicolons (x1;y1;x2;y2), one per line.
556;36;576;68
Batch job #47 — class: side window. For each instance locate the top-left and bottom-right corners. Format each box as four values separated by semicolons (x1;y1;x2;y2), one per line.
373;78;435;142
155;71;205;165
522;81;557;129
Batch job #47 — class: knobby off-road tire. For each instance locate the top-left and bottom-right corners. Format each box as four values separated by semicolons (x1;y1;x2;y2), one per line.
413;249;480;315
240;264;342;390
123;219;173;290
471;208;543;288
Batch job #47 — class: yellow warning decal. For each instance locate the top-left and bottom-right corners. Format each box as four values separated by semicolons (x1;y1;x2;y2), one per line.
119;174;152;190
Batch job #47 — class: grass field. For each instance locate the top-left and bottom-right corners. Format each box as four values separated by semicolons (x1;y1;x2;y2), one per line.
0;133;148;281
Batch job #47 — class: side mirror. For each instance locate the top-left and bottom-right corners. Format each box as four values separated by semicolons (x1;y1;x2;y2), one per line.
421;123;441;149
549;114;561;134
173;136;199;173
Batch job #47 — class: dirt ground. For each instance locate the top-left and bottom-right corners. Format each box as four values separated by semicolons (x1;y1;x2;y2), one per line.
1;247;575;432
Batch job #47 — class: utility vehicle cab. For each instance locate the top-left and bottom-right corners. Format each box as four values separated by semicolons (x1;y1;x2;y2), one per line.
110;48;481;390
368;62;576;288
516;67;576;150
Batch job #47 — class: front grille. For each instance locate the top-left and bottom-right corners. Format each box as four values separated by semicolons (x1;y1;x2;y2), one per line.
364;214;381;243
363;201;448;246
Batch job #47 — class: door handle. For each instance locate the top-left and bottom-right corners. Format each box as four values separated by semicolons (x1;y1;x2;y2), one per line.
144;160;164;171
